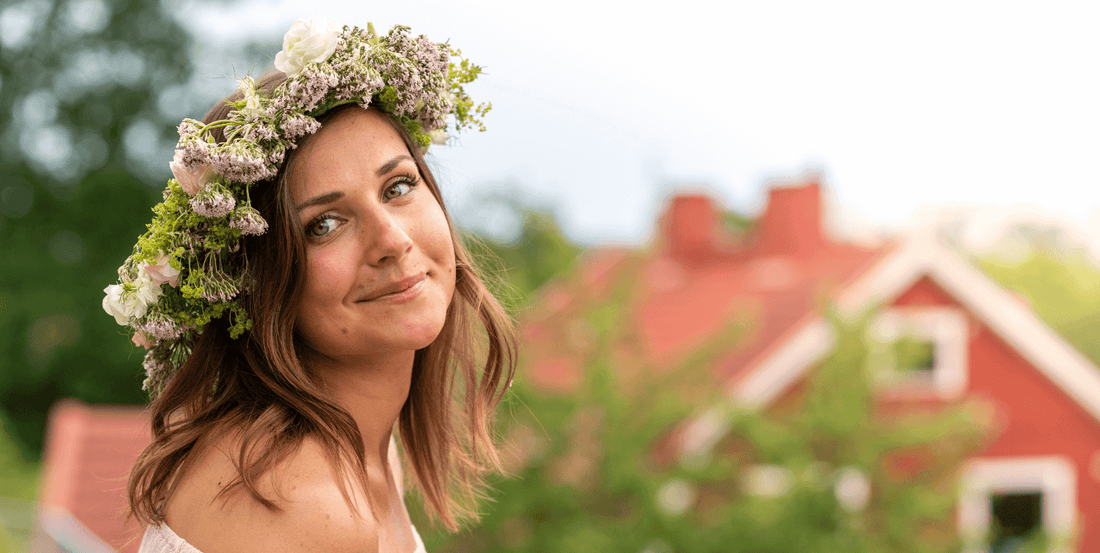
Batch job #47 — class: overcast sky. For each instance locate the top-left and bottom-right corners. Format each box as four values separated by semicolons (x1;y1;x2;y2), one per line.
176;0;1100;247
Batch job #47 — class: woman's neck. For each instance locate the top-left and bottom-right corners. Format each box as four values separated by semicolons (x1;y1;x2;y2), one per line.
313;349;416;467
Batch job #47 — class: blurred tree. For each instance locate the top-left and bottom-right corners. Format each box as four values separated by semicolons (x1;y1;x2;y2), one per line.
463;214;581;315
413;253;990;553
0;417;38;501
454;187;583;313
0;0;205;460
979;246;1100;367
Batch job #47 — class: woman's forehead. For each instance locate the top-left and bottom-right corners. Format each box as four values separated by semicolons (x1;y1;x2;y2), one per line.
289;109;411;199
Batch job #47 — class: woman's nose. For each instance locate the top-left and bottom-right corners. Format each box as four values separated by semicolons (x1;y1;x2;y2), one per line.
362;210;414;266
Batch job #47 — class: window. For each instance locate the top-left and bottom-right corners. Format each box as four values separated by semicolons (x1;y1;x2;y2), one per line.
893;334;937;373
868;307;968;399
958;457;1075;553
990;491;1043;553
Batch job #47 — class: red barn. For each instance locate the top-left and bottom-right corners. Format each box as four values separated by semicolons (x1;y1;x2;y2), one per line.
526;176;1100;552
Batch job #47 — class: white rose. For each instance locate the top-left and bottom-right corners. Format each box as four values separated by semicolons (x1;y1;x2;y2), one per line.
429;129;449;146
274;18;340;78
170;150;216;196
102;284;131;325
143;253;180;287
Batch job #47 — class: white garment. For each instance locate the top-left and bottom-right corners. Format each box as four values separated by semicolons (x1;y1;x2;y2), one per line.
138;520;427;553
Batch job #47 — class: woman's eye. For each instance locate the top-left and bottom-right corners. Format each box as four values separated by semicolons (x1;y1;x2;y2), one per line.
307;216;340;239
383;177;418;201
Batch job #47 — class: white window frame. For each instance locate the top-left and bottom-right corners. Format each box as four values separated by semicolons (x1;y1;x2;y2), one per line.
957;456;1076;553
867;306;968;399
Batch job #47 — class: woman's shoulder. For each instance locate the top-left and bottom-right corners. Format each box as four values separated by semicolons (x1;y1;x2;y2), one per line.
162;432;377;553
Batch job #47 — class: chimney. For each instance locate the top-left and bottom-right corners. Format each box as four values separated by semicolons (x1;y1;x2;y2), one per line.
755;179;826;257
665;194;717;264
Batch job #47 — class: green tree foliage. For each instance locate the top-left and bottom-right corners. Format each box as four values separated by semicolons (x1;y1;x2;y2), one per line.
0;0;200;460
414;252;988;552
0;418;38;501
979;246;1100;366
0;419;38;551
461;198;583;313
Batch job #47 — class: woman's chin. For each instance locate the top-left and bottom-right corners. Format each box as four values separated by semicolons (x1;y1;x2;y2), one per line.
398;320;448;352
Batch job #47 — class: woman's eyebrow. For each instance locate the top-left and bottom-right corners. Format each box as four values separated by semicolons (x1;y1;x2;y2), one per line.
296;155;413;211
376;155;413;176
296;191;344;211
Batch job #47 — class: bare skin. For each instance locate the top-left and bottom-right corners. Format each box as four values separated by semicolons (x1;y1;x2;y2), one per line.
162;108;456;553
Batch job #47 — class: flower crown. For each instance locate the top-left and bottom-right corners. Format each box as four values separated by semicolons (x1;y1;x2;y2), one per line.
102;18;489;397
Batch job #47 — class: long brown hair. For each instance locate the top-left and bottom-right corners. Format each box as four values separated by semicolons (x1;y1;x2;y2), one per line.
127;72;517;531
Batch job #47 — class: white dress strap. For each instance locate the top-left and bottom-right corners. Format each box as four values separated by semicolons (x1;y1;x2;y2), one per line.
411;523;428;553
138;523;202;553
139;522;428;552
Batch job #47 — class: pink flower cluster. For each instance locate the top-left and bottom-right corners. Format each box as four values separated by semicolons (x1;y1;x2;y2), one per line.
200;274;240;303
230;208;269;236
190;187;237;218
138;319;187;341
142;351;171;392
210;141;275;184
277;65;341;114
281;114;322;139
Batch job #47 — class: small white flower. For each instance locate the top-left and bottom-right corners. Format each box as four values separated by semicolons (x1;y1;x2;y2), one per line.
274;18;340;78
143;253;180;287
429;129;449;145
236;76;264;117
834;466;871;512
170;150;216;196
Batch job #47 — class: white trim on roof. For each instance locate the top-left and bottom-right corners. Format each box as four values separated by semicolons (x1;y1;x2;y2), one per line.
735;318;835;409
731;229;1100;423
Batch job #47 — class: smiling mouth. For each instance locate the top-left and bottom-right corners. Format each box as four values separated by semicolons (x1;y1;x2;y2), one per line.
358;273;428;302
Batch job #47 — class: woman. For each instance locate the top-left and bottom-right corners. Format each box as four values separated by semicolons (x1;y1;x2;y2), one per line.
102;18;516;553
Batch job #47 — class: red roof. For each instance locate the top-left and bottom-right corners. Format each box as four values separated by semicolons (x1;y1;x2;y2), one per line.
36;399;150;553
525;177;894;390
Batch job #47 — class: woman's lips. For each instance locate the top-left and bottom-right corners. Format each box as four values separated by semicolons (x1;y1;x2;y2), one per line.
358;273;427;303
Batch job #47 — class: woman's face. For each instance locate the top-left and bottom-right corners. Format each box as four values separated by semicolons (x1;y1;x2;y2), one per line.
289;108;456;366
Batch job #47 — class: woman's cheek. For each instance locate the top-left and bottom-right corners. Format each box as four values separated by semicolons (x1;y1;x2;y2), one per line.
312;251;351;290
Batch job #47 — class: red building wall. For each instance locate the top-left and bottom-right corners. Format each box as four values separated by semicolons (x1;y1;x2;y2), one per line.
892;276;1100;551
